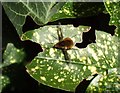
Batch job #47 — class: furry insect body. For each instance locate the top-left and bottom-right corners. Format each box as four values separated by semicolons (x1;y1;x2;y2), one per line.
53;37;74;50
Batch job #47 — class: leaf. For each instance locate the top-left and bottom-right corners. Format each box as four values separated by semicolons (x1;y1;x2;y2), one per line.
26;50;95;91
2;43;25;68
22;25;119;91
2;2;65;36
87;70;120;92
73;2;105;18
51;2;106;21
104;1;120;37
104;1;120;71
21;25;88;48
97;73;120;92
51;2;74;21
0;75;10;92
75;74;98;93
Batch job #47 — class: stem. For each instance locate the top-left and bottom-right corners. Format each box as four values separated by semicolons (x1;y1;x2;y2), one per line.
62;49;70;61
56;24;70;62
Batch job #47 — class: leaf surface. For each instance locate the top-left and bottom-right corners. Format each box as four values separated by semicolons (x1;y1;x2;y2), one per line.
22;25;118;91
2;2;65;36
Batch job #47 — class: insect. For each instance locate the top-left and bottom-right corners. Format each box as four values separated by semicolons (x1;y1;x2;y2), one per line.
53;37;74;50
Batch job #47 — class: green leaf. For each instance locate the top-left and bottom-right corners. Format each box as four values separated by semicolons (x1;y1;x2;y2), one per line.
51;2;106;21
0;75;10;92
2;43;25;68
87;71;120;92
104;1;120;71
104;1;120;37
26;52;94;91
2;2;65;36
21;25;87;48
22;25;119;91
51;2;75;21
72;2;105;18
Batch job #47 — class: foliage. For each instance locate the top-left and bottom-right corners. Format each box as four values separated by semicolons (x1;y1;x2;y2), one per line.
22;25;119;91
2;43;25;68
104;0;120;37
2;1;120;93
2;2;65;36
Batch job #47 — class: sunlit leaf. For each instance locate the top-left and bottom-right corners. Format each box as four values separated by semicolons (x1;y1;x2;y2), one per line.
21;25;87;48
87;72;120;92
2;43;25;68
26;50;95;91
98;73;120;92
2;2;65;36
51;2;74;21
104;1;120;37
87;67;120;92
2;1;120;92
21;25;119;91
